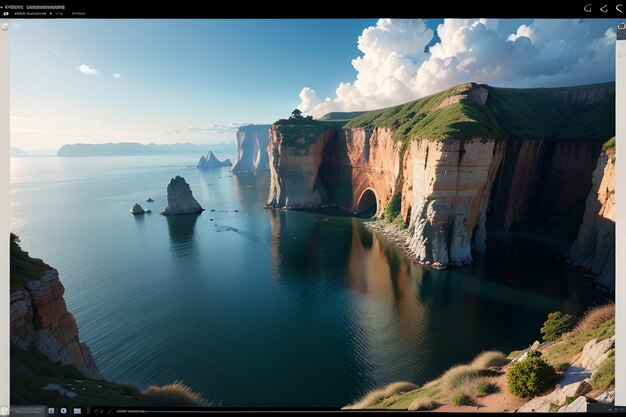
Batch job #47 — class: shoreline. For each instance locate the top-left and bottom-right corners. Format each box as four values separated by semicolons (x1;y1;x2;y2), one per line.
363;219;591;273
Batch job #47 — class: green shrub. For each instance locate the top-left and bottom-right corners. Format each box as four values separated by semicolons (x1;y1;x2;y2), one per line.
471;351;509;369
590;355;615;390
507;356;556;398
451;391;473;406
527;349;541;359
475;379;499;396
540;312;576;342
384;193;401;222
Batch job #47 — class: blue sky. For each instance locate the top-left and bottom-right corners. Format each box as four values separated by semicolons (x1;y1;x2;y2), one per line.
10;19;380;151
10;18;617;152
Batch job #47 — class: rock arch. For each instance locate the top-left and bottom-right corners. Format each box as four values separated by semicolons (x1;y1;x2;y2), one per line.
354;188;378;218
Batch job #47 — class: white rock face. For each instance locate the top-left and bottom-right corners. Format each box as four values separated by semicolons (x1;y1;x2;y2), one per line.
160;176;204;215
197;151;232;169
130;203;145;215
517;379;591;412
557;395;588;412
232;124;271;173
405;138;505;266
574;336;615;371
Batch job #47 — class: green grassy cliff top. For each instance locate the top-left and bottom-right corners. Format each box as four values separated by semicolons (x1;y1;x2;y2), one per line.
343;82;615;146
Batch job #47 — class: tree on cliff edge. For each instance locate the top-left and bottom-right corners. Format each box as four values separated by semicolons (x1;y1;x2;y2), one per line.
289;109;304;120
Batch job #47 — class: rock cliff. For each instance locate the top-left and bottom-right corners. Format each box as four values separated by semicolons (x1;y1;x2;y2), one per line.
10;237;102;379
267;82;615;278
197;151;232;169
232;124;271;173
161;176;204;215
570;142;615;290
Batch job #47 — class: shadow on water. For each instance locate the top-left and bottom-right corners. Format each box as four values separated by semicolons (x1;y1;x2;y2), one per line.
165;213;200;257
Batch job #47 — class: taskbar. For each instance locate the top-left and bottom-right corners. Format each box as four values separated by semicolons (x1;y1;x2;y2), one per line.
4;403;625;416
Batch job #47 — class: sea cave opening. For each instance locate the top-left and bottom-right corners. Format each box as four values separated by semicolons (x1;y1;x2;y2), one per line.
355;189;377;219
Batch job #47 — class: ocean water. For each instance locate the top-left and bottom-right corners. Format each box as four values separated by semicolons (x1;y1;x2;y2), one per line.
10;155;608;407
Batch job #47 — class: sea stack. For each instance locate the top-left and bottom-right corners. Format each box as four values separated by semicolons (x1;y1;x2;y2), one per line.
160;176;205;215
232;124;271;173
130;203;145;215
197;151;233;169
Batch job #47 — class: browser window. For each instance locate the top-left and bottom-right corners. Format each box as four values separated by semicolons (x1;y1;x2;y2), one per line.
1;3;624;415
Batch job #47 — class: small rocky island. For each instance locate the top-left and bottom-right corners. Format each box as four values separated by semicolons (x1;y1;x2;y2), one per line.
197;151;232;169
130;203;145;215
160;176;205;215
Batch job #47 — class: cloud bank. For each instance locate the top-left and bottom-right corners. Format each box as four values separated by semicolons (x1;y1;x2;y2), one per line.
298;19;617;117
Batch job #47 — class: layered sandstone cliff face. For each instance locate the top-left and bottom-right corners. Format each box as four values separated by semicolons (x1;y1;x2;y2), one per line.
570;151;615;290
232;124;271;173
321;127;402;216
266;125;335;209
10;267;102;379
404;139;505;266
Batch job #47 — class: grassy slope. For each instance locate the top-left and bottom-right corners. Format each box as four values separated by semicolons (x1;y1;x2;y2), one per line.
352;305;615;410
10;234;51;291
603;136;616;152
343;82;615;147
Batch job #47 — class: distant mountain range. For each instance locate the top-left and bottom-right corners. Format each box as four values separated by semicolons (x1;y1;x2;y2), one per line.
57;142;236;157
10;147;29;157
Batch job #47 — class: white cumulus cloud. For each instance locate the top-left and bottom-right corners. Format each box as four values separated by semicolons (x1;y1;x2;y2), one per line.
298;18;618;118
113;73;122;79
78;64;99;75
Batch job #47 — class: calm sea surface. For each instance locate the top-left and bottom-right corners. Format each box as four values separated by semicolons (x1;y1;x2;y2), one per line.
10;155;607;407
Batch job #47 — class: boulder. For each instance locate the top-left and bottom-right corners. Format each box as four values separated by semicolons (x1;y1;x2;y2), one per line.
575;337;615;371
197;151;232;169
557;396;587;412
130;203;145;215
517;379;592;412
160;176;204;215
146;198;154;202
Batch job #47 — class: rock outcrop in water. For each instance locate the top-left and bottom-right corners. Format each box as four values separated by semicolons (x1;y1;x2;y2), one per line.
570;141;615;291
130;203;145;215
161;176;204;215
232;125;271;173
197;151;232;169
10;237;102;380
267;82;615;282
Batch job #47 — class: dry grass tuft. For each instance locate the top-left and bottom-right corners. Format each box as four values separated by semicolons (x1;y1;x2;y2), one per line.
347;381;418;409
471;351;509;369
382;381;419;397
408;398;441;411
142;381;205;406
570;303;615;336
440;365;482;394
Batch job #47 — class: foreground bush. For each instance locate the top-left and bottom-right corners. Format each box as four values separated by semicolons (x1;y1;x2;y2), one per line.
142;381;205;406
541;311;575;342
507;356;556;398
